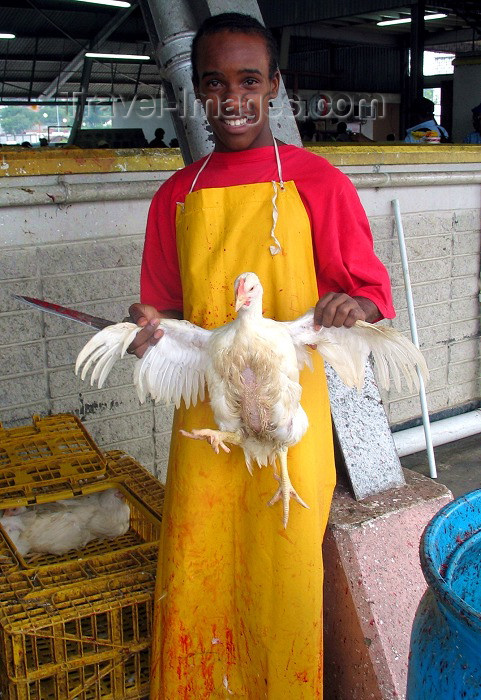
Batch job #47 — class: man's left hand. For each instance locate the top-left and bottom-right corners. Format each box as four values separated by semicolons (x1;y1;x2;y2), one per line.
313;293;380;329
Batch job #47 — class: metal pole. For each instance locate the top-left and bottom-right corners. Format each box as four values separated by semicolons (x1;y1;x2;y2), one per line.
409;0;425;106
392;198;437;479
68;57;93;146
140;0;212;162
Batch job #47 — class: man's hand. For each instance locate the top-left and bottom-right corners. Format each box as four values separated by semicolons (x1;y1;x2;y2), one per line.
313;293;380;329
125;304;182;358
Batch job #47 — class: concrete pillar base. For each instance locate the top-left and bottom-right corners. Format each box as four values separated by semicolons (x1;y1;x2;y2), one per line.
323;468;452;700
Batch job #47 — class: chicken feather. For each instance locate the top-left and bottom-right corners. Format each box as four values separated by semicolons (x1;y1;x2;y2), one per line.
75;273;428;526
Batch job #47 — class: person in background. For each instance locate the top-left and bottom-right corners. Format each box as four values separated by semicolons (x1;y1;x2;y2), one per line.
405;97;448;143
149;127;167;148
463;102;481;144
39;137;48;147
299;117;316;142
21;141;32;148
168;137;179;147
335;121;352;141
386;133;395;141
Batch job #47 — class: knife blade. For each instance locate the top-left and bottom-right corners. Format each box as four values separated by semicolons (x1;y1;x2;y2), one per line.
13;295;115;330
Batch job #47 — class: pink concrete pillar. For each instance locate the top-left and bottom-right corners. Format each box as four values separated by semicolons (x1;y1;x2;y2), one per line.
323;468;452;699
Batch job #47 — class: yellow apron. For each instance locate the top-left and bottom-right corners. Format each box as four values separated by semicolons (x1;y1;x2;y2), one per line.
150;155;336;699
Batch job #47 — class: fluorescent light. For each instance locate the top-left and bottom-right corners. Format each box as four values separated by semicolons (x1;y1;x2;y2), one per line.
85;52;150;60
0;33;16;39
74;0;131;7
377;17;411;26
377;13;447;26
424;13;448;21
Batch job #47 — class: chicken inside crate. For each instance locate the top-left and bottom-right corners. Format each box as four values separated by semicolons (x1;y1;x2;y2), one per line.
0;482;161;570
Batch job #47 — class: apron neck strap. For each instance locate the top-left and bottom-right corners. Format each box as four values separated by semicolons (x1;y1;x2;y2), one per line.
189;151;213;194
273;136;285;189
188;134;284;194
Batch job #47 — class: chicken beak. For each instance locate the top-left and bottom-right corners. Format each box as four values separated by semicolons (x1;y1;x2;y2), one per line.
235;278;248;311
235;294;248;311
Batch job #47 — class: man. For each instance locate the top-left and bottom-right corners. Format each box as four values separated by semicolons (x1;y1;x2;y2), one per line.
463;102;481;144
405;97;448;143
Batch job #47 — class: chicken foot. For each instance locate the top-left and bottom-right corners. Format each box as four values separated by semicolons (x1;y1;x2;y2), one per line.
267;448;309;528
179;428;242;455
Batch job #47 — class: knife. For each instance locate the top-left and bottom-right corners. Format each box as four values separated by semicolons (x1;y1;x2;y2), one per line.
13;295;115;330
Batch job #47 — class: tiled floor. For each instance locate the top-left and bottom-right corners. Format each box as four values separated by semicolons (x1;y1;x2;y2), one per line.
400;432;481;499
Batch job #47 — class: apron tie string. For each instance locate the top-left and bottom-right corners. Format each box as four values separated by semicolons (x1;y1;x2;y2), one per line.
270;135;284;255
269;182;282;256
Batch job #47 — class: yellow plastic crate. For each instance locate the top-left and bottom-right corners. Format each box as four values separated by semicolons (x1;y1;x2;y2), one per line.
0;572;153;699
0;415;164;699
0;415;107;506
0;481;161;571
0;449;164;583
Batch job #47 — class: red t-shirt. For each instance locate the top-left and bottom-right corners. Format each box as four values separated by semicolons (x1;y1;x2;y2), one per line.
141;144;395;320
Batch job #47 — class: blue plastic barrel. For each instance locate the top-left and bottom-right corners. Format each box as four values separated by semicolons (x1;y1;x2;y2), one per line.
407;489;481;699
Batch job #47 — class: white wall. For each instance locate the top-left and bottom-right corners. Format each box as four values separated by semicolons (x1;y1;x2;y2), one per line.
1;160;479;481
111;97;177;145
452;58;481;143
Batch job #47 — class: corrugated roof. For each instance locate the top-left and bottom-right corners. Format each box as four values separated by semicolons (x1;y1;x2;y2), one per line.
0;1;478;103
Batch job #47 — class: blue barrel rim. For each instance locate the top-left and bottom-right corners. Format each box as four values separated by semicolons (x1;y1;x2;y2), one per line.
420;489;481;630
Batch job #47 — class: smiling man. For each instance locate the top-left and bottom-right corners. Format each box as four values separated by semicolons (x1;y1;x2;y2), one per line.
126;12;395;699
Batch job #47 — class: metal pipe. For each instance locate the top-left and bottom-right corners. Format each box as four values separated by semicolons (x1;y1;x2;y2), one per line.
349;171;481;188
0;180;163;207
140;0;210;163
1;169;479;208
392;197;437;479
68;58;93;146
393;409;481;457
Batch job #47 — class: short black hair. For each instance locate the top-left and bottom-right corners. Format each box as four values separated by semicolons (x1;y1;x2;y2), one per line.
411;97;435;121
191;12;279;85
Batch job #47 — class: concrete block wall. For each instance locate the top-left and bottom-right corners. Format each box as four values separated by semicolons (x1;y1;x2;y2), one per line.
0;179;173;482
368;207;481;427
1;166;480;481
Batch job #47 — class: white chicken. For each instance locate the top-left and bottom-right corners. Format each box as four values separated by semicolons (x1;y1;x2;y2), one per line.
75;272;428;527
0;488;130;558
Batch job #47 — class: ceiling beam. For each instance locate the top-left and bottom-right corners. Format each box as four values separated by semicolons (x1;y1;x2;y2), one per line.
0;55;78;63
425;26;477;45
0;75;161;82
260;0;416;28
288;23;401;47
38;2;138;98
1;77;162;84
6;31;149;42
0;1;127;12
0;56;154;65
